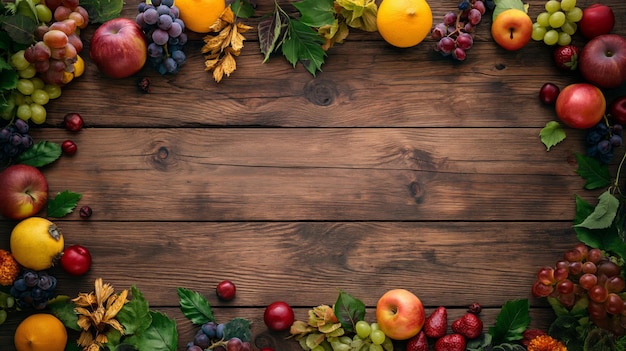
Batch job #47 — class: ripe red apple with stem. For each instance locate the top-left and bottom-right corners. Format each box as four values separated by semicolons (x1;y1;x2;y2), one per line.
555;83;606;129
375;288;425;340
0;164;48;220
579;34;626;89
90;18;147;79
578;4;615;39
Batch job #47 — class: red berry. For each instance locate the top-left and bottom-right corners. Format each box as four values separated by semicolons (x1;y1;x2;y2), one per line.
216;280;236;301
264;301;294;331
424;306;448;338
79;205;92;218
434;333;466;351
451;312;484;339
406;331;428;351
63;112;84;132
61;140;77;155
539;83;560;105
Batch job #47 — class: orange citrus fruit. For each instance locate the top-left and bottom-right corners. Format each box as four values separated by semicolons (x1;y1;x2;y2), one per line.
10;217;64;271
14;313;67;351
376;0;433;48
174;0;225;33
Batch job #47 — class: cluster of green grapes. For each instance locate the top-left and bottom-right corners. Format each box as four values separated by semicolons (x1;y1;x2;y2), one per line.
531;0;583;46
310;321;393;351
0;291;16;326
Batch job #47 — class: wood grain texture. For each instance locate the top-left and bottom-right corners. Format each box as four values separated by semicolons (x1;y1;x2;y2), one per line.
0;0;625;350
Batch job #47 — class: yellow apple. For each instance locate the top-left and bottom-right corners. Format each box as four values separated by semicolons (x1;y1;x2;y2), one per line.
375;288;425;340
491;9;533;51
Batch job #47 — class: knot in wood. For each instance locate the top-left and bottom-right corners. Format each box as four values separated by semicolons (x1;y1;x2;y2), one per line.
408;181;425;204
304;79;338;106
253;331;277;350
147;142;178;171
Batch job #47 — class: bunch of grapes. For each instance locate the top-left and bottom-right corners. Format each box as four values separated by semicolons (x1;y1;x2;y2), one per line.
431;0;487;61
0;119;34;165
9;270;58;310
136;0;188;74
186;321;251;351
585;121;623;164
532;243;626;335
531;0;583;46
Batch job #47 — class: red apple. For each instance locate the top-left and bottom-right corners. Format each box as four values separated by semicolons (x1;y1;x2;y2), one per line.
579;34;626;89
610;96;626;124
491;9;533;51
375;288;425;340
0;164;48;220
60;244;92;276
264;301;294;331
555;83;606;129
90;18;147;79
578;4;615;39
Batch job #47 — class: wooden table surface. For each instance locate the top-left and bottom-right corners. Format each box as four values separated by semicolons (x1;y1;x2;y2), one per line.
1;0;626;349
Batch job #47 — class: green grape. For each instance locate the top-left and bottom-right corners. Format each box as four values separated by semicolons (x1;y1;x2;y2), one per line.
532;24;547;41
339;336;352;345
561;0;576;12
356;320;371;339
31;77;45;90
29;103;46;124
561;21;577;35
16;104;32;121
369;345;383;351
330;340;350;351
10;50;30;71
543;29;559;45
558;32;572;46
370;322;380;331
43;84;62;99
311;346;325;351
31;89;49;105
0;309;7;325
566;7;583;22
548;11;566;28
18;65;36;79
370;330;386;345
16;79;35;95
381;337;393;351
536;12;551;27
545;0;561;13
12;91;25;105
35;3;52;23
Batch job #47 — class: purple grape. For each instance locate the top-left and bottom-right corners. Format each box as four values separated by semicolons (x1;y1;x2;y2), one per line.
158;14;173;30
453;47;466;61
443;11;457;26
171;50;186;65
598;139;612;154
194;333;210;349
431;23;447;40
473;0;486;15
439;37;456;54
143;8;158;25
456;32;473;50
14;119;28;133
156;4;170;15
164;57;177;73
152;29;169;45
168;21;182;37
468;8;482;25
148;43;164;58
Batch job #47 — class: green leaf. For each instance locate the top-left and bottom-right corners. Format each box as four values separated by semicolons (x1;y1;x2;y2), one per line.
492;0;526;21
575;190;619;230
333;290;365;333
123;311;177;351
539;121;566;151
0;13;37;46
47;190;82;218
258;5;289;62
14;0;38;22
80;0;124;23
222;317;252;342
488;299;530;344
575;153;611;190
16;141;62;167
293;0;335;27
47;295;81;331
282;18;326;75
117;285;153;335
231;0;255;19
177;287;215;325
574;195;626;260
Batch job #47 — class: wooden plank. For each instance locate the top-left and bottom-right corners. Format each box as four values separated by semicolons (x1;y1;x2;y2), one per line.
13;128;591;221
0;221;580;306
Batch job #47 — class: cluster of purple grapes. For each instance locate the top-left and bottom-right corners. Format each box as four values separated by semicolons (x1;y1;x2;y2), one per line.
431;0;488;61
586;121;623;164
9;270;57;310
0;119;34;165
135;0;187;74
186;321;252;351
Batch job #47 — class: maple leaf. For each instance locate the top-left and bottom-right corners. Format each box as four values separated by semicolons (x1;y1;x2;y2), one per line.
202;6;252;82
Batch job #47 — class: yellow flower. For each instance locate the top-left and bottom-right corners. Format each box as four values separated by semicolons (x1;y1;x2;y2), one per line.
527;335;567;351
72;278;129;351
0;249;20;286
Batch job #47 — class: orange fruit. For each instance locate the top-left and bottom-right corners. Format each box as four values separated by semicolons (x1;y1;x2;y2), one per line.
376;0;433;48
14;313;67;351
174;0;225;33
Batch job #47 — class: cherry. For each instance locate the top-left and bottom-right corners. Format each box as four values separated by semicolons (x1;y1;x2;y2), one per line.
61;140;77;155
539;83;560;105
63;112;84;132
60;244;92;276
263;301;294;331
216;280;236;301
79;205;93;218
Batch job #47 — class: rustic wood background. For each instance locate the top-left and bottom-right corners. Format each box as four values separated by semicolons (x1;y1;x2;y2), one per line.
1;0;626;349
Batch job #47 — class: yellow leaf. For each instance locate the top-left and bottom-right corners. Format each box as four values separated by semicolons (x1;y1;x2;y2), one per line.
230;28;247;52
221;52;237;77
205;57;220;70
213;64;224;82
237;22;253;33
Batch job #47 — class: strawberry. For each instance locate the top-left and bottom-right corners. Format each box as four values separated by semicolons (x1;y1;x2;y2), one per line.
434;333;466;351
406;331;428;351
424;306;448;338
553;45;580;71
451;312;483;339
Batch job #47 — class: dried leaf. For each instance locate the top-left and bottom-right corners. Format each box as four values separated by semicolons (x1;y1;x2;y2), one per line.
221;51;237;77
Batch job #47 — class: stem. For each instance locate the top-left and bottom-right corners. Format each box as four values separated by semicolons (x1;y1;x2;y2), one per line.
614;149;626;195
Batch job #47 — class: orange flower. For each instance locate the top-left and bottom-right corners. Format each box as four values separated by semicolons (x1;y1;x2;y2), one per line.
527;335;567;351
0;249;20;286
